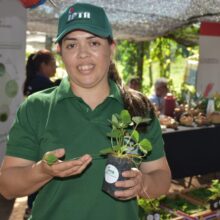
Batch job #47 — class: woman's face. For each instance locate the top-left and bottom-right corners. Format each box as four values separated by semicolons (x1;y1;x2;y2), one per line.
59;30;115;90
155;83;168;97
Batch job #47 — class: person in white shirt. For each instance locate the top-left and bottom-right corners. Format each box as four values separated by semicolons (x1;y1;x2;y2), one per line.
149;78;168;114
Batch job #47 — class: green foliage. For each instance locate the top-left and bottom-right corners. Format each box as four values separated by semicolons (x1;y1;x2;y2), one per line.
176;82;196;105
161;196;205;214
214;95;220;111
115;40;140;81
138;197;172;220
138;197;161;213
186;187;213;202
115;26;199;94
208;179;220;200
100;110;152;159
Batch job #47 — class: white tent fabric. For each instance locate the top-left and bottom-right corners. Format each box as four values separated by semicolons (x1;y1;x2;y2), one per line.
27;0;220;40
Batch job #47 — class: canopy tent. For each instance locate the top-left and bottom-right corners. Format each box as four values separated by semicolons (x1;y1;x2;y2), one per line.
26;0;220;42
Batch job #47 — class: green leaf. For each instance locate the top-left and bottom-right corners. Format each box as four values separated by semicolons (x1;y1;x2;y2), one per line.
132;116;143;125
111;114;119;126
141;118;152;124
118;122;127;129
112;145;122;152
99;147;114;155
120;145;128;153
131;130;139;143
139;139;152;154
120;110;131;125
43;153;58;166
111;120;120;129
107;129;123;138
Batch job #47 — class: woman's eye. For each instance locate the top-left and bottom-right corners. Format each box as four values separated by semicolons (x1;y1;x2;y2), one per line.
66;43;76;49
90;41;100;47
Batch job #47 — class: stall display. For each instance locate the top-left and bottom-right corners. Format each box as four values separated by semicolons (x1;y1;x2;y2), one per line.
162;125;220;179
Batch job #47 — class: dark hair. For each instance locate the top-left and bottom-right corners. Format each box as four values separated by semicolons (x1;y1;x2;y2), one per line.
129;77;140;85
23;49;55;96
109;63;155;131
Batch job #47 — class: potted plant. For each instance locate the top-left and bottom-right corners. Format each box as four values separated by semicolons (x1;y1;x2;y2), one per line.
208;179;220;211
100;109;152;198
138;196;175;220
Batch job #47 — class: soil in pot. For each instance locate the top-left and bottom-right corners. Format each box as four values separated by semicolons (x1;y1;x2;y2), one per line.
102;154;133;198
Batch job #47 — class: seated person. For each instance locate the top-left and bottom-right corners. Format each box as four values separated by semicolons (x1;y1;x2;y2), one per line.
149;78;168;114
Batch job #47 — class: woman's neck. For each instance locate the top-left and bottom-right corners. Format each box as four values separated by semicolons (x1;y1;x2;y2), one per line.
71;81;110;110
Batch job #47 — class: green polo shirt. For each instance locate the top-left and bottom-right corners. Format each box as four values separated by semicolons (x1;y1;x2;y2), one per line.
7;77;164;220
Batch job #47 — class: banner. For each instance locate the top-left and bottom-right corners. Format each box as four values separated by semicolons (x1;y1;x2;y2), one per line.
0;0;26;163
197;22;220;97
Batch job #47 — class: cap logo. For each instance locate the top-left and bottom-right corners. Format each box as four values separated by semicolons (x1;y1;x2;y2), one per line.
67;7;91;22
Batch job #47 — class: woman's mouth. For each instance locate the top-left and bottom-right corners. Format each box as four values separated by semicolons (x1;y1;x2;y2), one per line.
77;64;94;73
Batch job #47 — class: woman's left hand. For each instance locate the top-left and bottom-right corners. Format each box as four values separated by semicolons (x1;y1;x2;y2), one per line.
114;168;145;200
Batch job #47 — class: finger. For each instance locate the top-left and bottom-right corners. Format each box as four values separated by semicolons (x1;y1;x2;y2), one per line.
52;148;65;159
56;164;84;177
114;187;137;199
74;155;92;174
122;168;140;178
79;154;92;163
115;178;137;188
51;155;92;176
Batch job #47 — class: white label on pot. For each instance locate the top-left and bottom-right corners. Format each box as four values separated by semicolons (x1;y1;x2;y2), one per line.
146;214;154;220
154;213;160;220
105;164;119;184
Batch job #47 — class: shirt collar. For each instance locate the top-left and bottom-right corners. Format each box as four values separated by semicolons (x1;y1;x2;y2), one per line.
55;77;75;102
108;79;123;104
55;77;123;104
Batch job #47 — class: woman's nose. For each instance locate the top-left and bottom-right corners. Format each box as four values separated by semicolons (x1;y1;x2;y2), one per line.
77;44;90;59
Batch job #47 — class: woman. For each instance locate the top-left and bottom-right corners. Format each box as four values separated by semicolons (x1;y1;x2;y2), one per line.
23;49;57;96
0;3;171;220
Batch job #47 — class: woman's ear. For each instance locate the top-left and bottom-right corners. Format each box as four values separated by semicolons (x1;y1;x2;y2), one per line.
56;44;61;55
110;41;116;60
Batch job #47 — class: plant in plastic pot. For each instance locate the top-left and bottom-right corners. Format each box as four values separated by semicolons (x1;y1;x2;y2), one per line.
208;179;220;211
138;197;163;220
100;109;152;198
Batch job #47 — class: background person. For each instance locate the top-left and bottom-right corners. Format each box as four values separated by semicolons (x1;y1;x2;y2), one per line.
149;77;169;114
23;49;59;96
0;3;171;220
128;77;141;91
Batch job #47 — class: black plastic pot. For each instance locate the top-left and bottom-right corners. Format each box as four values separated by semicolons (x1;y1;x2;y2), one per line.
102;154;133;198
209;197;220;211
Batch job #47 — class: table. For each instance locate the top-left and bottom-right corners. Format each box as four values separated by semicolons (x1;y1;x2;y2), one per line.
162;124;220;179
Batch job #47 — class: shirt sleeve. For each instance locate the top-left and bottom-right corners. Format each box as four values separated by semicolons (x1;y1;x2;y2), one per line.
6;99;40;161
142;116;165;162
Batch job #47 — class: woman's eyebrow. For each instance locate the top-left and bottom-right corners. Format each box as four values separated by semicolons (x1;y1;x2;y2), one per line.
63;36;97;42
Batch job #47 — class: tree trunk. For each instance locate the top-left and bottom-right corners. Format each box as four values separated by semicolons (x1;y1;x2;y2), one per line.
137;42;145;89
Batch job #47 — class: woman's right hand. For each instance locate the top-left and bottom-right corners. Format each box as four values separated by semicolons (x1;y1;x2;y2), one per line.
40;148;92;178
